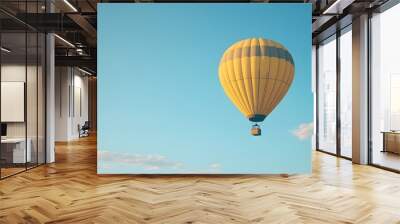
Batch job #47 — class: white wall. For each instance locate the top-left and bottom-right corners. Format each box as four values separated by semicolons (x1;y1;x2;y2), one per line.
55;67;89;141
1;65;42;137
71;73;89;138
55;66;70;141
1;64;46;163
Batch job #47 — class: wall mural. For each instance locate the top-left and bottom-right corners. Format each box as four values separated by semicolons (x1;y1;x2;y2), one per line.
98;3;312;174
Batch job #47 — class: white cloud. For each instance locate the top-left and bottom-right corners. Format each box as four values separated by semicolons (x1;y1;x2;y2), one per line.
291;122;313;140
98;151;183;170
209;163;221;169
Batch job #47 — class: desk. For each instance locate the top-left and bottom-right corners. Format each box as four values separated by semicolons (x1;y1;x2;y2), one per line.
1;138;31;163
382;131;400;154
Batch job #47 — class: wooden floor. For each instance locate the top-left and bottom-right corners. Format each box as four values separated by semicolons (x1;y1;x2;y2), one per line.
0;167;26;178
1;135;400;224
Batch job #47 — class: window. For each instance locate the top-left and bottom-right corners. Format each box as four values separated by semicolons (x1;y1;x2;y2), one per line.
0;1;47;179
317;35;337;154
371;3;400;171
339;27;352;158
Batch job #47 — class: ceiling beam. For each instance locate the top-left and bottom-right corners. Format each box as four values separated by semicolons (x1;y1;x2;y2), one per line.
55;55;96;72
67;13;97;46
322;0;355;14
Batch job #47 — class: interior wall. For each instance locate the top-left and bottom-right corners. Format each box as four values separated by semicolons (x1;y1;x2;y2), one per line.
0;62;45;169
1;64;41;139
55;66;69;141
76;70;89;137
55;67;89;141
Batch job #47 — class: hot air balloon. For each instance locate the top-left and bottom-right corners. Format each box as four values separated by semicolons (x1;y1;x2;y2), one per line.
218;38;295;136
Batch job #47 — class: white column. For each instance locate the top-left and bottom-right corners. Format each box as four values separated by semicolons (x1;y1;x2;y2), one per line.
46;33;55;163
352;14;369;164
45;0;55;163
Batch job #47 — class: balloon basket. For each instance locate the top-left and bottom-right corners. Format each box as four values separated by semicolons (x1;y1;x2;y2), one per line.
251;124;261;136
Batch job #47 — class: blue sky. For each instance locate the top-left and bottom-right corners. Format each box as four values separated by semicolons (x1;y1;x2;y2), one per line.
98;3;312;174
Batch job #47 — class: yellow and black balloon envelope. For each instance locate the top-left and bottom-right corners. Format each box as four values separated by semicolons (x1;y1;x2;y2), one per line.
218;38;295;134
